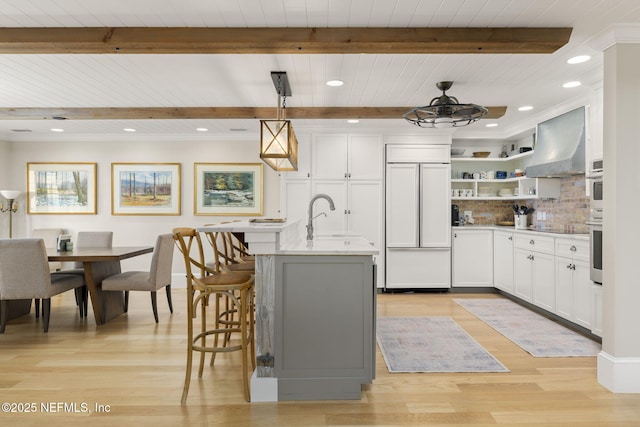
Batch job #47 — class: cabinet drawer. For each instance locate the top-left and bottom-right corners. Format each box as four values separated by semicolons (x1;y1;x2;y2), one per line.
555;238;589;262
514;233;554;254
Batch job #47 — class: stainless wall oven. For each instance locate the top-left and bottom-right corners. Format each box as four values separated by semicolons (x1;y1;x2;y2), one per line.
588;159;603;220
587;159;603;284
588;219;602;284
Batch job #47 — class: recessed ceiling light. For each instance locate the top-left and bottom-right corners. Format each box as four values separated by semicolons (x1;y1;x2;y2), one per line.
485;123;498;128
196;127;208;132
567;55;591;64
50;128;64;132
347;119;359;124
123;128;136;132
518;106;534;111
563;81;582;88
326;80;344;87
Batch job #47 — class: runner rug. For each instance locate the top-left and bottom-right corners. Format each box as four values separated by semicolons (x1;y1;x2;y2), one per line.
376;316;509;373
454;298;601;357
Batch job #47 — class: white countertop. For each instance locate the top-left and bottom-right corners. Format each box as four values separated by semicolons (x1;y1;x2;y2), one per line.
279;235;379;255
453;225;590;240
197;220;379;255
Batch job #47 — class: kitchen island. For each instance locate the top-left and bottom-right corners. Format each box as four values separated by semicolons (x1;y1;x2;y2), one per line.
197;220;378;402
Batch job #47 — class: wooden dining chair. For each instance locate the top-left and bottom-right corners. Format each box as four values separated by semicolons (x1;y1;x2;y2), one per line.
202;229;255;274
173;227;255;403
101;233;174;323
0;238;85;333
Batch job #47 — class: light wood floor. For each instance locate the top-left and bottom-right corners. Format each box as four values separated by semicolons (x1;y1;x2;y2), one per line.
1;290;640;426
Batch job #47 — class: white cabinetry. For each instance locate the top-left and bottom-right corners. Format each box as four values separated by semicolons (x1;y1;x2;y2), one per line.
452;229;493;287
592;284;603;337
312;134;383;180
282;133;384;287
280;135;312;221
555;238;592;329
385;145;451;289
493;230;514;293
513;234;555;311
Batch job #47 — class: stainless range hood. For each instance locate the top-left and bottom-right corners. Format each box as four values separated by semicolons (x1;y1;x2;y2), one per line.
526;106;586;177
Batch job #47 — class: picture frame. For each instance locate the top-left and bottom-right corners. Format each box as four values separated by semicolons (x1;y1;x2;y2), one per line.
27;162;97;214
111;163;181;216
194;163;263;216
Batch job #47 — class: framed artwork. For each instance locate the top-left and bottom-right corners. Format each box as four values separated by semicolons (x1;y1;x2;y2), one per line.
27;162;97;214
111;163;181;216
194;163;263;216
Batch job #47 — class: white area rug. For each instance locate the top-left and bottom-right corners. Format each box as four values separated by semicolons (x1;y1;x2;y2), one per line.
454;298;601;357
376;317;509;373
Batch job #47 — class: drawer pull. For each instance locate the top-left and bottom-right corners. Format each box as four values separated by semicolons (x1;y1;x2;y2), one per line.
508;236;513;241
570;245;577;252
530;239;535;245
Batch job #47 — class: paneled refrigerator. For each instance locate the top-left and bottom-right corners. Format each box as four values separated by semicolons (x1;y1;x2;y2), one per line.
385;145;451;289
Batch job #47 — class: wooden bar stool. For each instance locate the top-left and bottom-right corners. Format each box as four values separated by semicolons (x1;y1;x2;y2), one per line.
173;228;255;403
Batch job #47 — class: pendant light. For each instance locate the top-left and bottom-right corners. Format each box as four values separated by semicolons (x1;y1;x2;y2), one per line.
404;81;488;128
260;72;298;171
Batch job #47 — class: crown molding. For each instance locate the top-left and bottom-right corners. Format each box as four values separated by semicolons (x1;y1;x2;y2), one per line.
588;23;640;52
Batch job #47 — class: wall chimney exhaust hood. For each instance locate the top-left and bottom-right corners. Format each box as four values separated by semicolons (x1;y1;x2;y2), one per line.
526;106;586;178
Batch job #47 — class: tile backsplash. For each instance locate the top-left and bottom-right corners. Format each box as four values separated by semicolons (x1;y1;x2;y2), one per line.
453;175;589;233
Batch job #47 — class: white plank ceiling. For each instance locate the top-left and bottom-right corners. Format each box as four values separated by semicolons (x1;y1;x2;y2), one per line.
0;0;639;141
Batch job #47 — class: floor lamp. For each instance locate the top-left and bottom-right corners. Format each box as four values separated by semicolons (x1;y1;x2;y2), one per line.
0;190;20;238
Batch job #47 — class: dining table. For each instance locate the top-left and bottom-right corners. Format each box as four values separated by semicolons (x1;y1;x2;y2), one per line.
47;246;153;325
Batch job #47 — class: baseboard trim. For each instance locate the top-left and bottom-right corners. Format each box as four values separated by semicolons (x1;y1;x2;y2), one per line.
598;351;640;393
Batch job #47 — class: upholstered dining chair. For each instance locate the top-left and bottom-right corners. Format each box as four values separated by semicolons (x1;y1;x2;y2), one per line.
101;233;174;323
173;227;255;403
0;238;84;333
54;231;113;318
31;228;66;272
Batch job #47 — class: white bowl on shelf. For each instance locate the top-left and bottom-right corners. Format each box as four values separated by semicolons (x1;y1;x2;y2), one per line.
451;148;465;156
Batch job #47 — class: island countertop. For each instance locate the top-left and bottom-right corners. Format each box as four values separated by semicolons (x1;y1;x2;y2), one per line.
197;220;379;255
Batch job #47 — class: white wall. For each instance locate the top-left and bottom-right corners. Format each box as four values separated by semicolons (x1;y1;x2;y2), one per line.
0;140;11;237
6;138;282;276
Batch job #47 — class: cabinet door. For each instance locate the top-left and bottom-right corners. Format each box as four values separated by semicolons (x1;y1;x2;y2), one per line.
348;180;384;288
452;230;493;287
555;256;574;321
493;231;514;293
312;134;348;179
572;260;592;329
532;251;555;313
420;163;451;248
282;133;311;180
386;248;451;289
310;180;347;235
592;284;603;337
348;135;383;180
386;163;419;247
514;248;533;302
281;179;311;223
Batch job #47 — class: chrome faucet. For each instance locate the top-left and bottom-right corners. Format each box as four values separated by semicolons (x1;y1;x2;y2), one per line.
306;193;335;241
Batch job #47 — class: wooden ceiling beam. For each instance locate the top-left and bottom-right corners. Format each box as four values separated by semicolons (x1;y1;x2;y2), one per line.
0;106;507;120
0;27;571;54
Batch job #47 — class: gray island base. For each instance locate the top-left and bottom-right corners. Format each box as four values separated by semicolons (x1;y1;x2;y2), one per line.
198;220;378;402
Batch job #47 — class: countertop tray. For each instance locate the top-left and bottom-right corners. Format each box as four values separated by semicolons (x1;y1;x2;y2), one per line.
249;218;286;224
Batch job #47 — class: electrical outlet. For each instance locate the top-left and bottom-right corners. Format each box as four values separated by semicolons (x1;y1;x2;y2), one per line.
464;210;472;218
537;211;543;220
542;212;547;221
